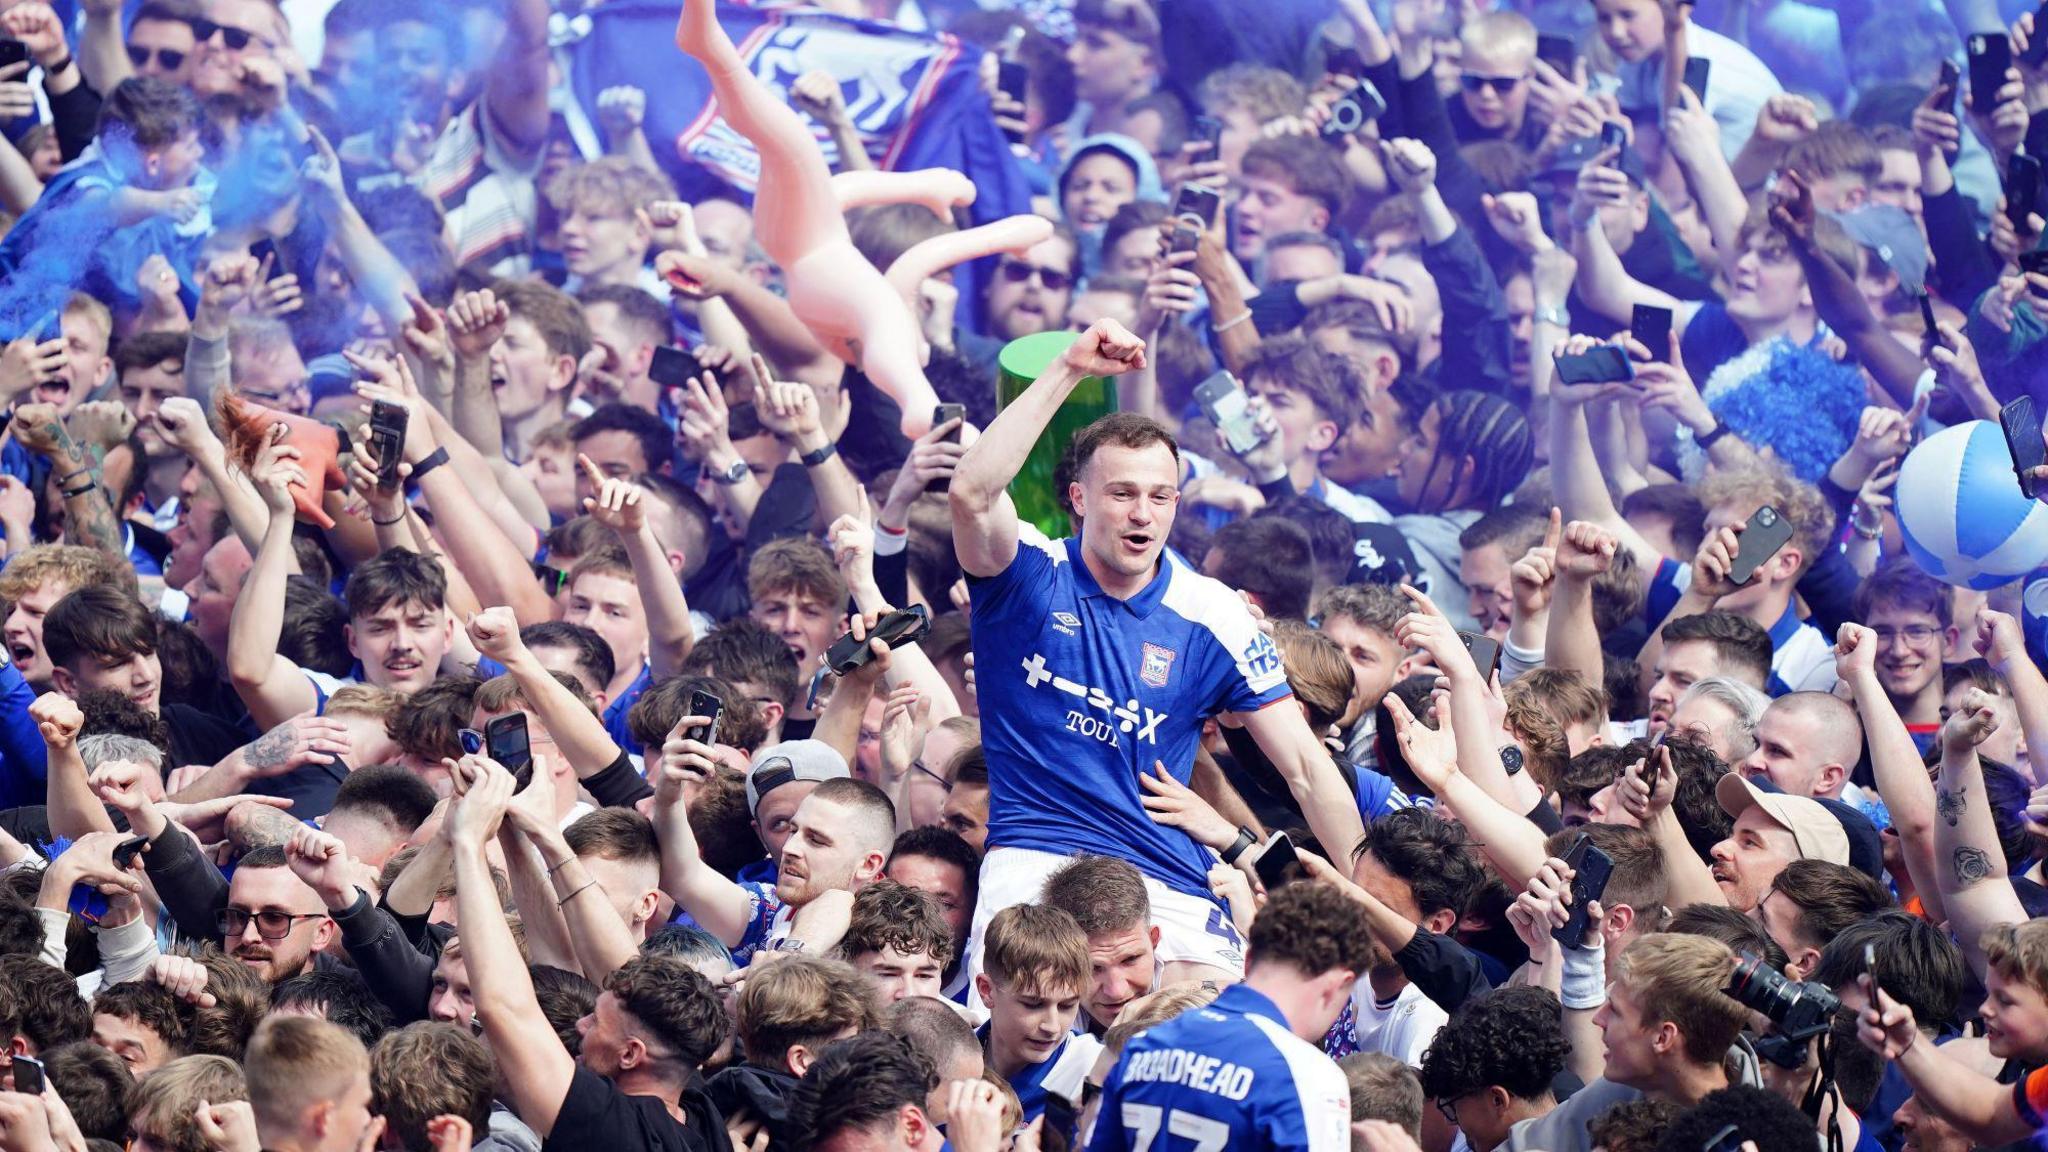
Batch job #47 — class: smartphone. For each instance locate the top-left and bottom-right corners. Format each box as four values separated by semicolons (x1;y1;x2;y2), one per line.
1862;942;1882;1001
485;712;533;789
1553;833;1615;950
1727;504;1795;586
2001;396;2046;499
1598;120;1627;156
928;402;966;494
368;400;408;489
825;605;932;674
683;690;724;747
649;346;695;389
2028;1;2048;67
1322;80;1387;139
2008;153;2043;230
112;835;147;871
1933;59;1962;113
1193;371;1266;456
1553;345;1636;386
1173;182;1222;231
1459;631;1501;681
1191;114;1223;155
1918;291;1940;339
1254;832;1301;892
1681;56;1711;104
1537;33;1576;77
1042;1088;1080;1150
1970;34;2013;114
0;40;28;73
10;1056;42;1096
1631;305;1674;363
1169;223;1200;256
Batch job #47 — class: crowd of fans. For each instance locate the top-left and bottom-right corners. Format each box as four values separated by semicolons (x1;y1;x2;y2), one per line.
0;0;2047;1150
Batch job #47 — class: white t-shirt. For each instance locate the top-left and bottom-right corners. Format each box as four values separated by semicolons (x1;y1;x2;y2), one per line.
1349;979;1447;1067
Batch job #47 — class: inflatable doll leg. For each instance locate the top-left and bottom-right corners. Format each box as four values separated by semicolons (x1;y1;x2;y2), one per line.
829;169;978;218
784;247;941;438
675;0;845;266
883;213;1055;304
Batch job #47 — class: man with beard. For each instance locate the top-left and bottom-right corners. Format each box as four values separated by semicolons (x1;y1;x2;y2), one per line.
656;722;894;962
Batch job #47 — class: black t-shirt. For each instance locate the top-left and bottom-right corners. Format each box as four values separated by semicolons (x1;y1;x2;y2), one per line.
163;703;254;769
543;1066;716;1152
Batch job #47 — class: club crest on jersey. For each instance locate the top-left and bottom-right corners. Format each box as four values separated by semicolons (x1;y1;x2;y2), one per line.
1141;643;1176;688
1052;611;1082;636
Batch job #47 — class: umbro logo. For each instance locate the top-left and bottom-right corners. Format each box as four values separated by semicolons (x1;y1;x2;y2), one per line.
1051;611;1082;636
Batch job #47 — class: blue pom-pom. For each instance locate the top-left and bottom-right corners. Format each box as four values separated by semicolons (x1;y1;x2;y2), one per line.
1708;343;1865;483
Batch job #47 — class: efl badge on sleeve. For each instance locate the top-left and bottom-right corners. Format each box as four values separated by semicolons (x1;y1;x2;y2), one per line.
1140;643;1176;688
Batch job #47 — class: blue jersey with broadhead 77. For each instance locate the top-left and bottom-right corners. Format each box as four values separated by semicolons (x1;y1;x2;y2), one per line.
1086;983;1350;1152
969;534;1291;896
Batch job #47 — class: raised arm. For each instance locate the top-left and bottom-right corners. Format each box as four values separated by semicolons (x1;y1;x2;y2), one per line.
1977;609;2048;787
7;404;124;558
1398;586;1541;813
1771;171;1926;406
1235;697;1368;876
1567;152;1687;326
951;320;1146;577
1619;744;1726;908
830;508;961;722
301;127;420;337
152;398;272;556
448;756;577;1138
465;608;625;778
578;462;694;680
484;0;552;157
1838;623;1947;923
1546;342;1663;572
1382;694;1548;887
1863;987;2036;1147
648;735;755;948
503;760;638;983
754;361;863;534
31;694;116;840
225;426;322;729
1932;689;2030;976
1544;520;1619;694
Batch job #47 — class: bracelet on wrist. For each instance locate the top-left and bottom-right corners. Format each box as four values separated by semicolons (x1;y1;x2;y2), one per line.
1695;421;1731;450
371;510;406;526
1213;310;1253;334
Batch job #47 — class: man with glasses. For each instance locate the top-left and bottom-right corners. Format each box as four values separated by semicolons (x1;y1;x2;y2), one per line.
1417;986;1570;1152
983;230;1079;343
1851;560;1957;751
121;1;201;87
1450;13;1545;150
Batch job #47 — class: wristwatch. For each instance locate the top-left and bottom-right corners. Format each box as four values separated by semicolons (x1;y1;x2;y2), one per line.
1499;745;1525;776
709;459;749;485
1220;827;1259;865
799;441;839;468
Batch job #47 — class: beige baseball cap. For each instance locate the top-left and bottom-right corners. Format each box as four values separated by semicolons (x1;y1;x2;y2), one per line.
1715;773;1851;866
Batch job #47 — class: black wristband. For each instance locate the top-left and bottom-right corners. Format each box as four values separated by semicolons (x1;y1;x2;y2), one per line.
410;446;451;478
1695;422;1731;450
1220;827;1258;865
799;441;838;467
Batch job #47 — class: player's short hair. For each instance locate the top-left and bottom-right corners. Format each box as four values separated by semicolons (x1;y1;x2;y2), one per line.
604;955;729;1071
44;584;157;669
1810;911;1964;1034
737;956;881;1069
1197;64;1304;123
243;1017;368;1139
370;1023;495;1152
1246;883;1373;980
0;544;137;607
1613;934;1748;1065
343;548;448;621
1545;824;1666;925
268;970;394;1050
1342;1052;1425;1139
1360;808;1486;921
982;905;1089;997
1315;583;1406;636
1768;859;1893;953
746;537;845;609
684;618;804;709
809;778;897;859
126;1055;247;1152
1070;412;1180;484
1457;503;1548;560
1694;469;1835;577
564;807;659;866
1659;612;1772;691
839;881;952;964
885;995;981;1075
490;278;593;364
1040;855;1150;940
1243;333;1363;429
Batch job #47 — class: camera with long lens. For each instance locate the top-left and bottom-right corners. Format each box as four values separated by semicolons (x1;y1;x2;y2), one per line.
1726;952;1841;1068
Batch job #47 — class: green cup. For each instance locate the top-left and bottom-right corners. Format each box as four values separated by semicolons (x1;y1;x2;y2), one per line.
997;331;1119;540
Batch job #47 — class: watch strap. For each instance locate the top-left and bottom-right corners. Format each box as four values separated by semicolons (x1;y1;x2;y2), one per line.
411;446;451;479
1220;827;1258;865
799;441;839;468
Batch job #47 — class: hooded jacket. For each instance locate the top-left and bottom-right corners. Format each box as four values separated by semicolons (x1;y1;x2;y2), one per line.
1054;133;1165;276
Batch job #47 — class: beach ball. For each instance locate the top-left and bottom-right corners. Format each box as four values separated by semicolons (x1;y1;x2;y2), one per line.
1896;420;2048;590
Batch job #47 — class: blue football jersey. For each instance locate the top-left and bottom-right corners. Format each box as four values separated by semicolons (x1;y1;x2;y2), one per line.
1087;984;1350;1152
970;535;1290;896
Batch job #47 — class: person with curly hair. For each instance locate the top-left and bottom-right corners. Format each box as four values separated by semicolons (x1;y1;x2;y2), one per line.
1419;985;1572;1152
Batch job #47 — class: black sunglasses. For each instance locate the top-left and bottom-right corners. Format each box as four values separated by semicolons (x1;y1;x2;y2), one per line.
1459;73;1524;94
218;907;324;941
191;18;264;51
126;44;187;71
997;259;1074;293
534;563;570;595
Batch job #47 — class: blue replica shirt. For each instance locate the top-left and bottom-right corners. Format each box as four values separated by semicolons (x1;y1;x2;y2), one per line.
604;664;655;755
970;536;1291;896
975;1024;1101;1124
1087;984;1350;1152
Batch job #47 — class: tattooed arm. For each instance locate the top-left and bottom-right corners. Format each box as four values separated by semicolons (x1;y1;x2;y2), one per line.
1934;688;2030;979
6;403;126;558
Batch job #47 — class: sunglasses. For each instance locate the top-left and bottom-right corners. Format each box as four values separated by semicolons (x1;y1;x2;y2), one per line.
218;907;324;941
997;259;1074;292
1459;73;1524;94
191;18;266;51
126;44;187;71
534;563;570;595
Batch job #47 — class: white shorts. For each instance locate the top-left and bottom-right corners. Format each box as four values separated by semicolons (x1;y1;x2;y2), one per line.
960;846;1246;1020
